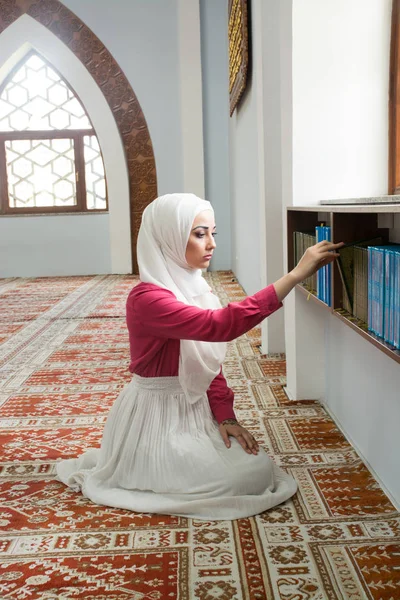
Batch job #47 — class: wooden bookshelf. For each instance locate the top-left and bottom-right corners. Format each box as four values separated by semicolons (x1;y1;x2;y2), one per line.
333;309;400;361
287;205;400;364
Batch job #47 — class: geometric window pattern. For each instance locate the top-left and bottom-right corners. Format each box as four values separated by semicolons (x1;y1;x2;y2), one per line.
0;52;107;213
0;54;91;131
5;138;76;208
84;136;106;210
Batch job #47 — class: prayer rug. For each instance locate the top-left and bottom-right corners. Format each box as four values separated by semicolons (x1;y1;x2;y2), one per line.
0;273;399;599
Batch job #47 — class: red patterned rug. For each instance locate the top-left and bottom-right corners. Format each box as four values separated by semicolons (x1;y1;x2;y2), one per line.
0;273;399;599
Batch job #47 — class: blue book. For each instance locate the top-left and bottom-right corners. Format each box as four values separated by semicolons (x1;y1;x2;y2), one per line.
389;247;400;349
315;226;325;302
394;251;400;349
368;246;386;337
389;248;400;346
376;248;386;338
325;226;332;306
384;249;392;343
323;226;327;304
370;247;378;335
368;247;373;331
315;225;332;306
390;249;395;345
374;246;400;345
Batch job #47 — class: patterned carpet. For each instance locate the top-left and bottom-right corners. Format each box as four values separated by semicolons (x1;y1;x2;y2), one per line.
0;272;399;600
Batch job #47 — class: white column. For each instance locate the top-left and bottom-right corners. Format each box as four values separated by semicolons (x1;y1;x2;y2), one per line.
243;0;285;354
177;0;205;197
285;290;326;400
259;0;287;354
280;0;327;399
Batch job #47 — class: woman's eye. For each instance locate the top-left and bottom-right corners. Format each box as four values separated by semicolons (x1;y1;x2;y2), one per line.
194;231;217;239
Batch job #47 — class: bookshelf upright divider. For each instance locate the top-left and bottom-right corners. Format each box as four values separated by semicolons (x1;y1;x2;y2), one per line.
287;205;400;364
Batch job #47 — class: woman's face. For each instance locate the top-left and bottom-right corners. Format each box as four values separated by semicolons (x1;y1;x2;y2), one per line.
185;210;217;269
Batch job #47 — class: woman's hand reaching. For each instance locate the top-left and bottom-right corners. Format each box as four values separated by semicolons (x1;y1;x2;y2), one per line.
219;420;259;455
292;240;344;283
273;240;344;302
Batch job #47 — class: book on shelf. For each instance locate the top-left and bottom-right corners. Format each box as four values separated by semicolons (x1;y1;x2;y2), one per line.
367;245;400;348
336;237;382;317
384;247;400;347
293;231;317;293
384;249;393;344
315;225;331;305
353;246;368;323
394;251;400;349
368;246;385;338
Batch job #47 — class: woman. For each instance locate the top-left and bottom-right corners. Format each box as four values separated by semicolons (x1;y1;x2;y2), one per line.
56;193;342;520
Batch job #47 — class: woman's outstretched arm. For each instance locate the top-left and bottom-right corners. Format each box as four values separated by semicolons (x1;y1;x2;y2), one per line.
128;241;344;343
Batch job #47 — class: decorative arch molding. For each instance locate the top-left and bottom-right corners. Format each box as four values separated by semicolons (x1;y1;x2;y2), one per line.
0;0;157;273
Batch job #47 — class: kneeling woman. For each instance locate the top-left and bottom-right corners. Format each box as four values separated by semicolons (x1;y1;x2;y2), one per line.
56;193;341;520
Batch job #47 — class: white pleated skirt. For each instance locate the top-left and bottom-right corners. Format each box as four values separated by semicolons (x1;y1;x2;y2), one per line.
56;375;297;520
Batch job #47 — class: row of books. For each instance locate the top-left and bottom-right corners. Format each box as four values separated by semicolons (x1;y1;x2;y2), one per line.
293;228;400;349
336;237;382;322
368;245;400;348
333;238;400;348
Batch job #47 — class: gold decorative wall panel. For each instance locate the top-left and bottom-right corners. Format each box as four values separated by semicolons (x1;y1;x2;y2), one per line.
228;0;249;116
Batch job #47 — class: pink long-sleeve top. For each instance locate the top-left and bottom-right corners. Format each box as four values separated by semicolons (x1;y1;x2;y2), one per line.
126;282;282;424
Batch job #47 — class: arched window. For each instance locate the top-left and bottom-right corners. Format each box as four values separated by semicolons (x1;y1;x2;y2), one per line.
0;51;107;214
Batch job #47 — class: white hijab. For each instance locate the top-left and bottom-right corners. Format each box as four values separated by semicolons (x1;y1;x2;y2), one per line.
137;193;227;403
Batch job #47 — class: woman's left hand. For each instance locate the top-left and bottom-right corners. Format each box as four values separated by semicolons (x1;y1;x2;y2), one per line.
219;420;259;455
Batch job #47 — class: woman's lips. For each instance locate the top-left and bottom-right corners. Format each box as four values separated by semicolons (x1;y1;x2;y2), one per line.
203;255;212;260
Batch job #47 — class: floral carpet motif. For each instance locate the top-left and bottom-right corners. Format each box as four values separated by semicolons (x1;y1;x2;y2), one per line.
0;273;399;599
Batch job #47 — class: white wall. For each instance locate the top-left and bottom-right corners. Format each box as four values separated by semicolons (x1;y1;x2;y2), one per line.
259;0;286;352
61;0;184;196
0;214;111;277
178;0;205;199
326;317;400;504
292;0;390;206
61;0;205;199
285;0;400;506
199;0;231;270
229;74;262;295
228;0;268;298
